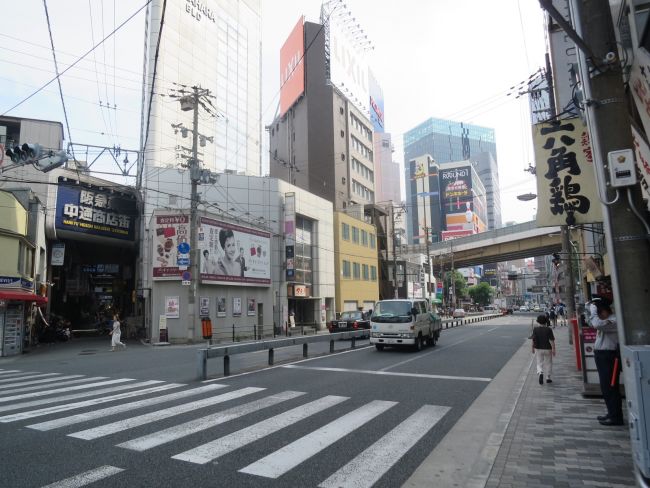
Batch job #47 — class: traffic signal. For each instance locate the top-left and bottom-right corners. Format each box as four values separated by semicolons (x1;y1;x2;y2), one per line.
5;145;26;163
33;150;68;173
22;143;42;160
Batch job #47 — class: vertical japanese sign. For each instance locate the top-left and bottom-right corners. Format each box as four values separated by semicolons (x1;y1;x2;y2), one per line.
285;192;296;281
533;117;602;226
631;126;650;212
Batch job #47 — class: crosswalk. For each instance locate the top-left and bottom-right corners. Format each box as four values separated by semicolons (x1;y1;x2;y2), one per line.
0;367;452;488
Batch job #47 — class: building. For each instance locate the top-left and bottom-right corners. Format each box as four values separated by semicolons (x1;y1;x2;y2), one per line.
333;210;379;315
373;132;401;205
140;0;262;177
403;117;501;242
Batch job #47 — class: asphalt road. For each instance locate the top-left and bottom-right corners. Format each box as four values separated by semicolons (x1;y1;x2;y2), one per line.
0;314;533;488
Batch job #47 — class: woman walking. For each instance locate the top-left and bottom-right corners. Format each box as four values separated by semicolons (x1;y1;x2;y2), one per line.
110;313;126;351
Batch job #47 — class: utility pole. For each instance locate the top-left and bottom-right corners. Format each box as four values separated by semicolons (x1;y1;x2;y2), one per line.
390;202;398;298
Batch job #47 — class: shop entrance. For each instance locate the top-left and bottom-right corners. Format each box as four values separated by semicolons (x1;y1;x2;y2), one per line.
288;298;317;327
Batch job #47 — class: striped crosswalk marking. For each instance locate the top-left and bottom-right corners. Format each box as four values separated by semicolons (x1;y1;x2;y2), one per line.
0;369;23;375
69;387;265;440
0;381;173;423
0;376;102;394
0;371;51;381
0;378;135;403
318;405;451;488
0;381;169;414
0;373;64;385
172;395;349;464
239;400;397;479
28;384;227;431
40;465;124;488
118;391;305;452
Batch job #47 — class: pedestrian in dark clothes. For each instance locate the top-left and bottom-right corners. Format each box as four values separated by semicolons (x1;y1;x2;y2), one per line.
531;314;556;384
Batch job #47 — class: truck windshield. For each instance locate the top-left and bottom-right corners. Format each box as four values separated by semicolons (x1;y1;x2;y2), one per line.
372;301;412;323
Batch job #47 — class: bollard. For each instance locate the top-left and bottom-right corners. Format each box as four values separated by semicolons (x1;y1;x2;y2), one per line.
197;349;208;381
330;339;335;353
301;325;304;336
232;324;235;343
303;343;308;358
224;355;230;376
268;348;274;366
351;336;356;349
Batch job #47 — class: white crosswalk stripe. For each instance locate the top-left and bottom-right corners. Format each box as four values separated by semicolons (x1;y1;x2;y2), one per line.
69;387;265;440
0;376;104;394
0;371;51;381
239;399;397;479
28;384;227;431
0;382;173;423
0;381;170;414
0;378;135;403
40;465;124;488
118;390;305;452
172;395;349;464
0;369;23;375
318;405;451;488
0;373;64;385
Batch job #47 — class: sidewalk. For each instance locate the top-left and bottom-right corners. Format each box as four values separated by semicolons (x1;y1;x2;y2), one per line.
405;327;636;488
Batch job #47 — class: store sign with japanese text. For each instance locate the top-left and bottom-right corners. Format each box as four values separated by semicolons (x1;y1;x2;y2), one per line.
533;117;602;226
55;185;136;241
630;125;650;212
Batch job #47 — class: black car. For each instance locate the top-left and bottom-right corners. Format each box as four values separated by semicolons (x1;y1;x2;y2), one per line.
328;311;370;337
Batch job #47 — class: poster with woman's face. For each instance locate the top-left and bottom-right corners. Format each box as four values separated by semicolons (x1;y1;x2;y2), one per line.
232;297;242;316
217;297;226;317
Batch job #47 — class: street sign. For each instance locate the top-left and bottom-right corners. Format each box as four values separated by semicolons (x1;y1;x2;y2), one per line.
181;270;191;285
178;242;190;254
177;254;190;267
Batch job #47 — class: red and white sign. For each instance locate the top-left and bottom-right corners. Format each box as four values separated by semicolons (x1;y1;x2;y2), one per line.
294;284;307;297
441;229;474;241
279;16;305;117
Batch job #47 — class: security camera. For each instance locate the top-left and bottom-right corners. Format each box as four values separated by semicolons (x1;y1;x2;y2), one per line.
604;52;617;64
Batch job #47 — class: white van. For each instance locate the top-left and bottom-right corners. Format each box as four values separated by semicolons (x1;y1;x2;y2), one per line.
369;299;441;351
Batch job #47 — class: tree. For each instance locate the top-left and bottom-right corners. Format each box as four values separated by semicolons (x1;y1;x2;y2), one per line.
444;270;467;303
468;282;494;307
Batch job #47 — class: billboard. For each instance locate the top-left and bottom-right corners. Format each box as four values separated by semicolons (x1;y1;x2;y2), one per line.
533;117;603;226
198;216;271;286
368;69;384;133
631;126;650;212
280;16;305;117
329;14;369;114
152;214;190;279
441;229;474;241
55;185;137;241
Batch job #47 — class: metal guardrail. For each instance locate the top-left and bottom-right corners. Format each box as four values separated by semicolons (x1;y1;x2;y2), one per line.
196;313;504;380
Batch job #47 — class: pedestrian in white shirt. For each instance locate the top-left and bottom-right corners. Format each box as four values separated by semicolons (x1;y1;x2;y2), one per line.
110;313;126;352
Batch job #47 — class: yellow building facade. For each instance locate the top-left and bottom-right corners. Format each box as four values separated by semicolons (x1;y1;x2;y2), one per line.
0;191;31;283
334;212;379;315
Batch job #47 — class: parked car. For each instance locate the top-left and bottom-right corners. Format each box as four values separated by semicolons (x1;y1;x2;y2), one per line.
328;311;370;337
519;305;529;312
533;305;541;312
370;299;441;351
452;308;466;318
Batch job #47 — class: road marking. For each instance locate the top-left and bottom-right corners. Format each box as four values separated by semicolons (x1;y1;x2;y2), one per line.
0;381;172;423
0;378;135;403
0;372;64;385
28;384;225;431
239;399;397;479
318;404;451;488
0;371;49;380
0;376;103;394
0;381;167;414
40;465;124;488
172;395;349;464
118;390;305;452
281;365;491;382
69;387;264;440
201;345;374;383
0;369;24;375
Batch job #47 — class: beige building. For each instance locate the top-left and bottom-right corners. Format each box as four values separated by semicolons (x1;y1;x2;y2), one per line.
334;211;379;314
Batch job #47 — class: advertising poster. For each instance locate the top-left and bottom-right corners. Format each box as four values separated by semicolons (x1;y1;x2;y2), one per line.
55;185;137;241
199;216;271;286
217;297;226;317
279;16;305;117
533;117;603;226
368;69;384;133
152;214;190;279
440;166;472;209
630;125;650;212
51;243;65;266
247;298;256;316
165;296;180;318
233;297;242;316
199;297;210;317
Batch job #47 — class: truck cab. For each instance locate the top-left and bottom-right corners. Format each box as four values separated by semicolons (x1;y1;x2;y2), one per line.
370;299;441;351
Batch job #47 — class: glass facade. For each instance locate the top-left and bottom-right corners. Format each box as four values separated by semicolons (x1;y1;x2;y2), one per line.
142;0;261;176
294;216;313;285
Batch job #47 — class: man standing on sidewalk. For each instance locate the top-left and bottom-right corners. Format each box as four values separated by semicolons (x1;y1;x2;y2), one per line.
587;298;623;426
531;314;556;384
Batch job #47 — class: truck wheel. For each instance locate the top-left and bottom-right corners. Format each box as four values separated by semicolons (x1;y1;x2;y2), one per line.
428;333;436;346
375;344;384;351
413;335;423;352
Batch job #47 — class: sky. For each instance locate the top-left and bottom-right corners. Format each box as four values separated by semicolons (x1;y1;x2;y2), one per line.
0;0;547;223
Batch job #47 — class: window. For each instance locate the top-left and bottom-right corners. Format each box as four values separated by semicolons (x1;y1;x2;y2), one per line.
371;266;377;281
352;227;359;243
342;260;351;278
353;262;361;279
340;130;345;138
342;222;350;240
361;230;368;246
341;153;346;161
362;264;369;280
370;234;376;249
340;106;344;115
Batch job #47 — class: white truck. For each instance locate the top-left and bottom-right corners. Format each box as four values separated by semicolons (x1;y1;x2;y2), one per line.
370;298;442;351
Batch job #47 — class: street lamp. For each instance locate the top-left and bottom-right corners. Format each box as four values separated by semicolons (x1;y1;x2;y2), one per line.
516;192;537;202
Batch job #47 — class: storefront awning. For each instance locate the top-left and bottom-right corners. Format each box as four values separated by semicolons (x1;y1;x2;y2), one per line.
0;290;48;306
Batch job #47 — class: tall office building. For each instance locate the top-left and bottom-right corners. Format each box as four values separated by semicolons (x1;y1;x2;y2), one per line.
373;132;401;205
403;117;502;243
141;0;262;176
